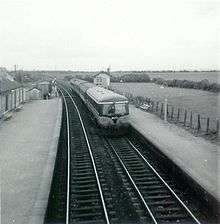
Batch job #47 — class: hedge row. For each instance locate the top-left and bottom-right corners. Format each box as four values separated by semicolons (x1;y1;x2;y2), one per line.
152;78;220;93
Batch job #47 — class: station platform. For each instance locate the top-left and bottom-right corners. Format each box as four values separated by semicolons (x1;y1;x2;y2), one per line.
129;105;219;202
0;98;62;224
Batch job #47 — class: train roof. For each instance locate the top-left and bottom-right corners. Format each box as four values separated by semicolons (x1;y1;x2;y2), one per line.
70;78;94;92
87;86;128;103
70;78;87;86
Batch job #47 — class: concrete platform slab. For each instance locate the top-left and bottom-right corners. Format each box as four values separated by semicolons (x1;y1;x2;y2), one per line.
0;98;62;224
129;105;219;202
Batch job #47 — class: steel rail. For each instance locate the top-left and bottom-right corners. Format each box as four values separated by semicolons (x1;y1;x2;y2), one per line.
58;88;70;224
127;139;201;224
106;139;158;224
61;86;110;224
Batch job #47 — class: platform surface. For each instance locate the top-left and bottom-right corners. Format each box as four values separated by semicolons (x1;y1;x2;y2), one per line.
0;98;62;224
129;105;219;202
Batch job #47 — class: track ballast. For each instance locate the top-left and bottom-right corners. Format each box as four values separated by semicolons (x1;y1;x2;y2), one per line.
45;83;214;224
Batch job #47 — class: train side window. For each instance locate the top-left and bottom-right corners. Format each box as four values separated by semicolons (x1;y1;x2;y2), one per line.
115;103;126;115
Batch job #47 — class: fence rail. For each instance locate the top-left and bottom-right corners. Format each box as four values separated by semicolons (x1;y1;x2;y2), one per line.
113;89;219;136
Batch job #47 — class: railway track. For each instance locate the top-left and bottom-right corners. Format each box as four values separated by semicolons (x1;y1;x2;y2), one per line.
46;84;206;224
104;137;201;224
60;88;110;224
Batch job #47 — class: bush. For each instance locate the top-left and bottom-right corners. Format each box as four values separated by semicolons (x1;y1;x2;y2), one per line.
151;78;220;93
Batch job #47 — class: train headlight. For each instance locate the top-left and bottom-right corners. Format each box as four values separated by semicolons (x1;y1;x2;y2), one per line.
112;117;118;124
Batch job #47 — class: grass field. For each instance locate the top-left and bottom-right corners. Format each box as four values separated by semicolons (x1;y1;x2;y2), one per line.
111;82;220;121
147;71;220;83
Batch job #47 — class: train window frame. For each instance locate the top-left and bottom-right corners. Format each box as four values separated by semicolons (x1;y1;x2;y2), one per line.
115;103;127;115
102;104;115;116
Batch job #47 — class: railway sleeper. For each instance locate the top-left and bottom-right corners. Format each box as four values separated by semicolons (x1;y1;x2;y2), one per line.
140;184;165;190
71;219;106;224
135;208;147;217
155;213;189;221
74;153;92;157
74;170;94;175
71;199;100;206
73;173;95;179
71;205;101;212
72;167;94;175
72;212;103;219
136;180;161;185
121;158;138;162
133;173;155;177
144;189;169;195
154;206;182;213
147;200;176;206
72;184;97;190
135;176;158;181
74;159;93;164
131;170;152;175
71;179;96;185
73;179;96;184
122;159;140;163
71;188;99;194
144;195;172;200
72;193;99;199
75;163;93;168
126;164;145;169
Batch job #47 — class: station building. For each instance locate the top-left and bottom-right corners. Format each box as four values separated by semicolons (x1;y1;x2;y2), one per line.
26;87;42;100
93;71;111;88
0;67;25;119
37;81;50;99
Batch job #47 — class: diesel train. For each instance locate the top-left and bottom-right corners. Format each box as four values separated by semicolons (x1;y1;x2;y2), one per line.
70;78;130;131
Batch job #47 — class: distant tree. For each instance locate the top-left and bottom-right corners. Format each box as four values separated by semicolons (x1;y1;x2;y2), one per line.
151;77;220;93
64;75;74;81
199;79;210;90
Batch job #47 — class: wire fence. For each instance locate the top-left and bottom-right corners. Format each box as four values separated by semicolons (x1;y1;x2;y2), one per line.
112;89;219;137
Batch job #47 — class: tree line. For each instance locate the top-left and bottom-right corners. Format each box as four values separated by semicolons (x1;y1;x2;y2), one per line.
66;73;220;93
152;78;220;93
74;73;151;83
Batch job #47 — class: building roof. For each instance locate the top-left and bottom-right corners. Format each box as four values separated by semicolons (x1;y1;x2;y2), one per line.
0;79;22;94
0;67;22;93
27;87;41;92
93;71;110;78
38;81;50;85
86;86;128;103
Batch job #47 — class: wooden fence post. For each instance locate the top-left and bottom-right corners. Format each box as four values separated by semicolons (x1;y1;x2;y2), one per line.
156;102;159;112
184;109;187;126
197;114;201;131
164;99;167;122
190;112;193;128
160;103;164;117
206;117;210;133
177;108;180;121
216;119;219;134
171;107;174;120
151;101;154;112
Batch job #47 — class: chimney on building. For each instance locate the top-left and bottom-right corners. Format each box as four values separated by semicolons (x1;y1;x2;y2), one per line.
107;65;111;75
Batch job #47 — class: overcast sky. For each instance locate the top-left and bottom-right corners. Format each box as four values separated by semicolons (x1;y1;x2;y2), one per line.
0;0;219;71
